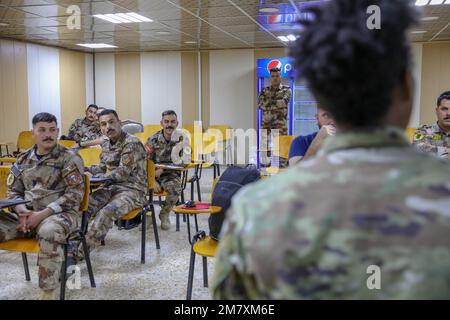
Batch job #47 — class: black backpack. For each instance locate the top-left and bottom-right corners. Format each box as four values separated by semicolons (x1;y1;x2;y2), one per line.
209;166;260;240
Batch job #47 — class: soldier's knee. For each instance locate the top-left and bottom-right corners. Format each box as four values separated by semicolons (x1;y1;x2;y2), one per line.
37;222;65;243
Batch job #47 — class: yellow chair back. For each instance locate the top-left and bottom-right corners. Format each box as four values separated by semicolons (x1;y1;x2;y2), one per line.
134;132;148;145
80;173;90;212
273;135;295;158
147;160;155;191
211;177;219;196
78;147;102;167
0;166;9;198
58;140;76;148
405;127;417;144
208;125;232;142
17;131;33;151
143;125;161;138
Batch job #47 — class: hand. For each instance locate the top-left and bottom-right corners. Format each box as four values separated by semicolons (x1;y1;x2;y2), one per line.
71;143;80;149
154;181;162;193
315;125;336;142
155;168;163;178
24;209;52;232
16;212;31;233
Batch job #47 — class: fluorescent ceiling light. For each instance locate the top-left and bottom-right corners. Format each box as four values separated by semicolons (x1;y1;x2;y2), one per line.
259;7;279;13
0;22;9;27
94;12;153;24
184;41;196;44
415;0;450;5
411;30;427;34
156;31;170;35
277;36;289;42
77;43;117;49
287;34;297;41
422;16;439;21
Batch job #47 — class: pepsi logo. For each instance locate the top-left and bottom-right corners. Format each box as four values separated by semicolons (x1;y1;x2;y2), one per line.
267;60;282;73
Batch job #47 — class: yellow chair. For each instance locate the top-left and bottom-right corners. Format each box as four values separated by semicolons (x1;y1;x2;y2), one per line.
78;147;102;167
134;132;148;145
0;166;9;198
58;140;76;148
143;124;162;138
0;173;96;300
0;131;34;164
173;177;221;244
117;160;161;263
186;231;219;300
405;127;417;144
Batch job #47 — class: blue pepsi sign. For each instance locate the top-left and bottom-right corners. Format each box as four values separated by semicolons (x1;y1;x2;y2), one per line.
257;57;296;78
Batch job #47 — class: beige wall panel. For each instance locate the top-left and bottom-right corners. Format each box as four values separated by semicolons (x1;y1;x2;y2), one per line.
0;39;29;145
59;49;86;135
201;52;210;129
420;43;450;125
115;53;141;122
181;52;199;126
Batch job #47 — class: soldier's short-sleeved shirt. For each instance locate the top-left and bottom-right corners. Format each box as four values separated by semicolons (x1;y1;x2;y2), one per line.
67;118;102;143
87;130;147;193
145;129;191;177
7;144;85;215
211;127;450;299
258;84;292;134
412;123;450;160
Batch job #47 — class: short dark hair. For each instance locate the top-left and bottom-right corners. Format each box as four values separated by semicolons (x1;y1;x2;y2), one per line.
162;110;177;118
87;104;98;111
98;109;119;120
32;112;57;126
290;0;418;127
270;68;281;74
437;91;450;107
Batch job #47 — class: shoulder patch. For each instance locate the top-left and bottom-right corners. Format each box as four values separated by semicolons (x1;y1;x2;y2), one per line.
6;173;15;186
414;133;424;141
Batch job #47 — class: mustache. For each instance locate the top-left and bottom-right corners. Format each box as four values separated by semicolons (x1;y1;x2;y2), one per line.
107;129;115;134
165;127;174;130
43;138;54;142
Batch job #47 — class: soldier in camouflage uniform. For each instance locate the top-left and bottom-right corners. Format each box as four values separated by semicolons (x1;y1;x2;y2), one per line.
212;0;450;299
258;68;292;168
66;104;102;146
0;113;84;300
145;110;191;230
413;91;450;160
84;109;147;249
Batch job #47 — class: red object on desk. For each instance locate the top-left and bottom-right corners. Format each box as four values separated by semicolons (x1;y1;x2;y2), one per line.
181;202;210;210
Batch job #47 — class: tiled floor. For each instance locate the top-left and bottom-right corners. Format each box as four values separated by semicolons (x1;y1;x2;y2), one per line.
0;167;219;300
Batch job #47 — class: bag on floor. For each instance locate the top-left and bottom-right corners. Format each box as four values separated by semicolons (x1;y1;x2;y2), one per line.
209;166;260;240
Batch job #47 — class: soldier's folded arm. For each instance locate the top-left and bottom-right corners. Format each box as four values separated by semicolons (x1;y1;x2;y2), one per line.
94;142;138;182
46;155;85;214
7;164;26;202
88;162;107;175
67;121;80;142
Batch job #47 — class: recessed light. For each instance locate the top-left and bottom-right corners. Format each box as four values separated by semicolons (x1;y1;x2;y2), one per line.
259;7;279;13
184;41;196;44
411;30;427;34
156;31;170;35
0;22;9;27
277;36;289;42
77;43;118;49
93;12;152;24
422;16;439;21
415;0;450;5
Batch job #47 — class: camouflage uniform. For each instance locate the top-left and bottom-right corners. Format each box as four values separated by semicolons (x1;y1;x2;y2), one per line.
0;144;84;290
146;129;191;220
86;131;147;248
412;123;450;160
67;118;102;143
258;84;292;168
212;127;450;299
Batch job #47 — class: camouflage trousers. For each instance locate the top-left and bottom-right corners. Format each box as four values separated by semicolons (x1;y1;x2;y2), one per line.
86;185;146;248
259;125;289;168
157;174;181;219
0;210;79;290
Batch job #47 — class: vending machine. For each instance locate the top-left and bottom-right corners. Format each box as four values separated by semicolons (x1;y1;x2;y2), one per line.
256;57;319;167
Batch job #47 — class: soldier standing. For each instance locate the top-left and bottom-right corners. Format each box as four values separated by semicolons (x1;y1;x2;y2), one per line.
145;110;191;230
83;109;147;250
66;104;102;147
413;91;450;160
212;0;450;299
0;112;84;300
258;67;292;167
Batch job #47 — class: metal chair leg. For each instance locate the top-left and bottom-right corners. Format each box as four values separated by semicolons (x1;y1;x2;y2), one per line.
79;232;96;288
202;256;208;288
60;243;68;300
194;214;199;233
187;214;192;244
183;213;187;222
196;178;201;202
186;247;196;300
141;209;146;264
150;205;160;250
176;213;180;231
21;253;30;281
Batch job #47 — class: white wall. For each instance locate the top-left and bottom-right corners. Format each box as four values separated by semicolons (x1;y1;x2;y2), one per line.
85;53;94;106
26;43;61;128
209;49;254;130
94;53;116;109
409;43;423;128
140;52;182;125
